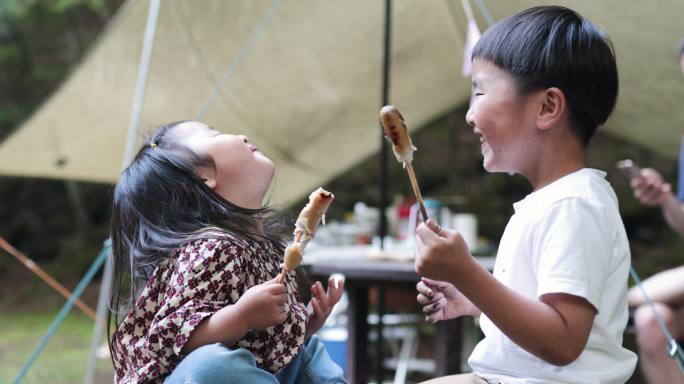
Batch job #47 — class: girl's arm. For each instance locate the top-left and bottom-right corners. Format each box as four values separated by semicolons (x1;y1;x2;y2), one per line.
182;276;288;354
181;304;250;354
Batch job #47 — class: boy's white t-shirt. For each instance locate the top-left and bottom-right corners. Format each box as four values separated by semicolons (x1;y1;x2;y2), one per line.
468;168;637;384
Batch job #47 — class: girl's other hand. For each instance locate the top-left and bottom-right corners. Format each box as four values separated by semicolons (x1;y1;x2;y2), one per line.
236;276;288;331
416;277;480;323
305;275;345;338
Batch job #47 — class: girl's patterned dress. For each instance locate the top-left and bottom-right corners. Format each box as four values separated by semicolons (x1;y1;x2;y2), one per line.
111;235;309;384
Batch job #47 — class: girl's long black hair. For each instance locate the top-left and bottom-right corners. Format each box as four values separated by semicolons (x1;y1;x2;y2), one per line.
107;121;293;353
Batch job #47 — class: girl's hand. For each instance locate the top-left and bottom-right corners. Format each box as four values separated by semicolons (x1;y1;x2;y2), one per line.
416;277;480;323
305;275;345;338
236;276;288;331
414;219;471;283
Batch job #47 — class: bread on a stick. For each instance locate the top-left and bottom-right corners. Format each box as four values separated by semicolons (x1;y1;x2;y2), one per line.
282;188;334;273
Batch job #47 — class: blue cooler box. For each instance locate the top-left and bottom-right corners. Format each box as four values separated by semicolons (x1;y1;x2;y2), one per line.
317;327;348;375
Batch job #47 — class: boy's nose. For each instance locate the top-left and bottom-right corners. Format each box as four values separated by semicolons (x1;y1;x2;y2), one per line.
465;108;475;127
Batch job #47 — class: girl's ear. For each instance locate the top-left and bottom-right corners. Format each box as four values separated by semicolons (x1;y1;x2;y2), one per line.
536;87;566;131
196;166;217;189
203;178;217;189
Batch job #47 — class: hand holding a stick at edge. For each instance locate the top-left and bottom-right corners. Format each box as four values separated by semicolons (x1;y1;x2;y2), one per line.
278;188;335;283
379;105;429;221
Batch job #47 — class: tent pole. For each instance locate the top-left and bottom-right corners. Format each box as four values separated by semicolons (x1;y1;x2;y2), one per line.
374;1;392;383
85;1;162;383
379;0;391;246
121;0;162;169
83;245;113;384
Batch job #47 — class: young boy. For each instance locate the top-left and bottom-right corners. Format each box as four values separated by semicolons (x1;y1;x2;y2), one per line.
415;6;637;384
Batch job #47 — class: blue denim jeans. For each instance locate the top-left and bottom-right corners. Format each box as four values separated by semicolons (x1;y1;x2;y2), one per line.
164;335;348;384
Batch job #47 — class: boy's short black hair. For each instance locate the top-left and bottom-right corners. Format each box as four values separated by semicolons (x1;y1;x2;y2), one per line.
472;6;618;146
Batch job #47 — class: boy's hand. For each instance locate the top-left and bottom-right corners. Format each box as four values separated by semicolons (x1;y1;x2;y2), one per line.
305;275;345;338
631;168;672;206
414;219;471;283
416;277;480;323
236;276;288;331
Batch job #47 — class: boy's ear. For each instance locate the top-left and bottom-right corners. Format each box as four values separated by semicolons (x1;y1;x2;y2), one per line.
536;87;566;131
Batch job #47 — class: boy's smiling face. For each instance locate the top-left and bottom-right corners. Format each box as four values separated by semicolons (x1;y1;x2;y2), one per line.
466;59;539;175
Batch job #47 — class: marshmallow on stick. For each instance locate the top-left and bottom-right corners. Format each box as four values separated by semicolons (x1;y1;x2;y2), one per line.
379;105;428;221
279;188;335;282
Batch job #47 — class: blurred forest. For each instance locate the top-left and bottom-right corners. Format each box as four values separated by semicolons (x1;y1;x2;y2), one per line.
0;0;125;309
1;0;683;313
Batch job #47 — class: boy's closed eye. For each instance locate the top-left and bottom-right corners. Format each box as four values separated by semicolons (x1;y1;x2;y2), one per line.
471;83;483;97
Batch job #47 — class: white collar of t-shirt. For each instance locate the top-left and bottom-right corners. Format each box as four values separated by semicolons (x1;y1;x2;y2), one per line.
512;168;607;214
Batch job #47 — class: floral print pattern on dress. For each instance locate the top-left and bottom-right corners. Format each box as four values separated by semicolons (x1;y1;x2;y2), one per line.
111;236;308;384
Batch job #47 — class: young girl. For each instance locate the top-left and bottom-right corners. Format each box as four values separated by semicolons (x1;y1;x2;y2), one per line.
108;120;347;384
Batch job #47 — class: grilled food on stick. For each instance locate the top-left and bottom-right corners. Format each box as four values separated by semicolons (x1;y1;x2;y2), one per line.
379;105;428;221
279;188;334;282
380;105;418;165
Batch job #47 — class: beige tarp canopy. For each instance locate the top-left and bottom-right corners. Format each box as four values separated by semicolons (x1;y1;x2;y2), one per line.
1;0;683;205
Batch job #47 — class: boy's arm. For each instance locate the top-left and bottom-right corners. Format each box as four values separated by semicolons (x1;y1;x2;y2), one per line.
452;256;595;366
415;220;595;366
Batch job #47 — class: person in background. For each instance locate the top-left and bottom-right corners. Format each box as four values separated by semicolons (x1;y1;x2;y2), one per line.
627;39;684;383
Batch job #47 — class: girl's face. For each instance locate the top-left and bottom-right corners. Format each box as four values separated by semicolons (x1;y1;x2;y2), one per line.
465;59;539;175
174;121;275;208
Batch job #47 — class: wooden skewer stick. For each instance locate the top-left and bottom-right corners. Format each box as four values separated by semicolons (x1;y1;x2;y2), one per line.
406;163;429;222
278;232;304;283
278;269;286;284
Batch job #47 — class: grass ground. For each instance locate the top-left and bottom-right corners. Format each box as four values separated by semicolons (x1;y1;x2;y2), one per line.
0;311;114;384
